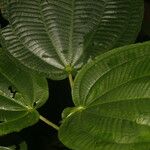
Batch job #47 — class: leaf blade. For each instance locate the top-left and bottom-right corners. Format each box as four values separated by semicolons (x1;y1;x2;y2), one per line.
0;47;48;135
0;0;144;79
0;110;39;136
59;41;150;150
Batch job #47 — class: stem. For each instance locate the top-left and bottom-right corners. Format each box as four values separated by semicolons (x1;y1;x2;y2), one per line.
39;115;59;131
68;73;74;89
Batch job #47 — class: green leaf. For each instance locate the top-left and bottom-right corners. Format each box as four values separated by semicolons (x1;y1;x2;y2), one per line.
0;0;143;80
0;48;48;135
59;41;150;150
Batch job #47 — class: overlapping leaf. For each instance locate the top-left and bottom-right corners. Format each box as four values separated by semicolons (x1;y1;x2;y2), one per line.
0;48;48;135
59;41;150;150
0;0;143;79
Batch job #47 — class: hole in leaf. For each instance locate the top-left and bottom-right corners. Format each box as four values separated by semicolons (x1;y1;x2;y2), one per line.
33;102;37;107
8;86;17;98
0;120;4;123
42;54;50;58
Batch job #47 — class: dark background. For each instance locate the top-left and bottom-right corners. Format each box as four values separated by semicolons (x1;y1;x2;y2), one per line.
0;0;150;149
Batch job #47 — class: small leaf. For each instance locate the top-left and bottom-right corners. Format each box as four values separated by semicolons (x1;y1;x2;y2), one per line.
0;48;49;135
59;41;150;150
0;141;27;150
0;146;15;150
0;0;143;80
18;141;27;150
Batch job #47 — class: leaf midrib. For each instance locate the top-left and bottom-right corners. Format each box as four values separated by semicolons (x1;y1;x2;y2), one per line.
68;0;75;65
0;95;28;110
83;0;108;51
84;109;150;129
0;111;31;124
39;1;68;66
90;97;150;108
88;75;150;106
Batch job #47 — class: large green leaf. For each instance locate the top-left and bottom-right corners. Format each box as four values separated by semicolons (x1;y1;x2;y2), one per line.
0;48;48;135
0;0;143;80
59;41;150;150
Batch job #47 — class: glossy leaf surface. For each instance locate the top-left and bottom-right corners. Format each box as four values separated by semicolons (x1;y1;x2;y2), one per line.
59;41;150;150
0;48;48;135
0;0;143;79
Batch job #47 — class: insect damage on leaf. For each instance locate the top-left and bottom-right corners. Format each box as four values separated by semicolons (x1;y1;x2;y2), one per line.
8;86;17;98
